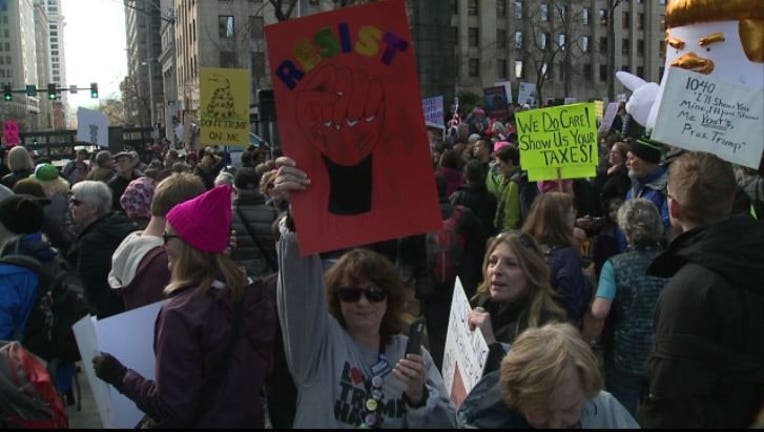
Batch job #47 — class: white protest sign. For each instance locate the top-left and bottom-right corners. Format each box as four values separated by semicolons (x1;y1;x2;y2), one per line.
441;277;489;409
652;68;764;169
517;82;536;107
76;107;109;148
564;97;577;105
422;95;445;130
494;81;513;106
73;300;167;428
599;102;620;133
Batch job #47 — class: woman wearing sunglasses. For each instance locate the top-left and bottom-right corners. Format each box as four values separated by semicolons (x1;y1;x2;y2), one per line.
271;157;456;428
468;231;566;374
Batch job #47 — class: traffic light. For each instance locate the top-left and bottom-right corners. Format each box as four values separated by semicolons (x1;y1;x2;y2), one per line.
47;84;57;100
3;84;11;101
90;82;98;99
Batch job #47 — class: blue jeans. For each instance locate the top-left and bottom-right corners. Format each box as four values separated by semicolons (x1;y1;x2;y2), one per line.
605;363;644;417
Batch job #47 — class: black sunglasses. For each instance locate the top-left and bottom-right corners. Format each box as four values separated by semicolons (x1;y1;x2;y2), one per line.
162;232;180;245
337;286;387;303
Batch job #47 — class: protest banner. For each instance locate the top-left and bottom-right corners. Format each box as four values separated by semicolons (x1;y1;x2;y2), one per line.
73;301;166;428
2;120;19;146
527;165;596;182
76;107;109;147
514;103;599;182
652;68;764;169
599;102;620;133
483;86;509;119
494;80;513;106
441;278;489;409
265;0;441;255
593;100;604;121
564;97;577;105
199;68;250;146
422;95;445;129
517;82;536;106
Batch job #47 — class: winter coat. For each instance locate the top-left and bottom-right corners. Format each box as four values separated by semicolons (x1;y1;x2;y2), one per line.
435;166;464;199
108;231;169;310
231;189;278;277
450;182;498;236
0;263;38;340
543;244;593;323
1;169;33;189
119;280;276;428
639;214;764;428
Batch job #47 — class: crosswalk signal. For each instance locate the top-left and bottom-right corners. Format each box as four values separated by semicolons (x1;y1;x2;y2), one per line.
90;82;99;99
3;84;11;101
47;84;57;100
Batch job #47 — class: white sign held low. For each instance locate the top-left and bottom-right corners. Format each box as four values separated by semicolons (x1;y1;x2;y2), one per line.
652;68;764;169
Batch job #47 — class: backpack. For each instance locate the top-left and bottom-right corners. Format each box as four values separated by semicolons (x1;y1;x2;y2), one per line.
426;205;466;285
0;251;92;363
0;340;68;428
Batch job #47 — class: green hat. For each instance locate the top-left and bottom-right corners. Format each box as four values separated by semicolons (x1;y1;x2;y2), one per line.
30;163;60;182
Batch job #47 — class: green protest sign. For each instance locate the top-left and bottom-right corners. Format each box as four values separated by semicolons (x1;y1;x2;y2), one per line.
515;103;599;171
527;165;596;182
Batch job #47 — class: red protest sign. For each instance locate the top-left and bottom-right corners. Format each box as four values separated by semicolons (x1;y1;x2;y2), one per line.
2;121;20;146
265;0;441;255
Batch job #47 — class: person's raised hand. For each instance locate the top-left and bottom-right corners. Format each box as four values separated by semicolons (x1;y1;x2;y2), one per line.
468;307;496;344
295;64;385;165
270;156;310;203
393;353;427;406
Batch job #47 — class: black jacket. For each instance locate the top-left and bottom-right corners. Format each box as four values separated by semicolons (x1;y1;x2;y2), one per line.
639;214;764;428
450;182;498;237
231;189;278;278
67;212;137;318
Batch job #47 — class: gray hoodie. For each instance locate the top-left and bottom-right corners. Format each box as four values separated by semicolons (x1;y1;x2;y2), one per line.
277;221;457;428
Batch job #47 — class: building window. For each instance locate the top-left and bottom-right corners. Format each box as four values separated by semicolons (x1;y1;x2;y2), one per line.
599;37;607;55
638;13;645;30
252;52;265;73
559;34;566;50
514;1;522;19
583;63;592;81
637;39;644;56
515;59;524;78
581;36;589;52
468;58;479;77
540;4;548;22
249;16;264;40
451;0;458;15
622;38;630;55
599;64;608;82
637;66;644;77
497;0;506;17
220;51;236;67
622;11;630;29
498;59;508;78
453;26;458;43
540;33;548;50
621;65;631;72
497;29;507;48
582;7;590;25
514;31;523;49
599;9;607;26
468;0;478;15
659;40;666;57
469;27;479;47
219;16;234;39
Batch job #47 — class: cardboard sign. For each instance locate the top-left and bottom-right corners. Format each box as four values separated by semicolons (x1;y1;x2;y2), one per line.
564;97;577;105
422;95;444;129
494;80;513;106
515;103;599;175
265;0;441;255
76;107;109;147
200;68;250;146
2;120;19;146
599;102;620;133
652;68;764;169
527;165;597;182
441;278;489;409
517;82;536;106
483;86;509;119
593;100;604;121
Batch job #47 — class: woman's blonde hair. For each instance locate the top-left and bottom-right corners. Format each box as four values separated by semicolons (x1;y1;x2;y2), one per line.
500;322;603;415
40;176;70;197
164;238;247;300
475;232;565;327
522;192;576;247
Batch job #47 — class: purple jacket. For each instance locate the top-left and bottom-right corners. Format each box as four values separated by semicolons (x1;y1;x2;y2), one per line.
120;280;276;428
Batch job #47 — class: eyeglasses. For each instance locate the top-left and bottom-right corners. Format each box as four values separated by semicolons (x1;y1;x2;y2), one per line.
69;197;84;207
336;286;388;303
162;232;180;245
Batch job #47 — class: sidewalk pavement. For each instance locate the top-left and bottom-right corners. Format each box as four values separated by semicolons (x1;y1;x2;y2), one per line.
65;363;103;429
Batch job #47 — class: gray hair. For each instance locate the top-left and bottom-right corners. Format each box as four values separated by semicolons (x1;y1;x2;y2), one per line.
71;180;112;216
617;198;663;247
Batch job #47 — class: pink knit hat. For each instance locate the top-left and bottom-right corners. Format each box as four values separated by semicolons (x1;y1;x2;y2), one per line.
493;141;511;153
120;177;155;221
166;184;232;253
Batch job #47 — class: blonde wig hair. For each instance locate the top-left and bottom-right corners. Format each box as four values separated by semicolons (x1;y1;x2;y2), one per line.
475;232;565;327
499;322;603;415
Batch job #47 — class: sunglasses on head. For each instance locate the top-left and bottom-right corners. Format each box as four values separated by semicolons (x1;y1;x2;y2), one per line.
337;286;387;303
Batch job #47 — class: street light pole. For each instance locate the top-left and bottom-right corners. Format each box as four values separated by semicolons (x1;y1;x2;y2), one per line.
142;60;156;128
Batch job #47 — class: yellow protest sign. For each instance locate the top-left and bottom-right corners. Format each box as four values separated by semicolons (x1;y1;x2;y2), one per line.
200;68;250;146
593;100;604;121
527;165;597;182
515;103;599;174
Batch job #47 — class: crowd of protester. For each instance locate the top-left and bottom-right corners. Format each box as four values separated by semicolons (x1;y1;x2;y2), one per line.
1;97;763;428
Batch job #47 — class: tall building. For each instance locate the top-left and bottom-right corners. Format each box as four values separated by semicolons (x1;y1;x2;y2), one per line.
159;0;177;140
0;0;41;131
33;1;53;129
43;0;67;128
450;0;666;106
124;0;164;127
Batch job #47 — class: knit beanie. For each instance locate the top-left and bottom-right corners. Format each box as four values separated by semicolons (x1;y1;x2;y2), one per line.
0;194;45;234
31;163;59;182
166;184;232;253
120;177;155;221
629;138;663;164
